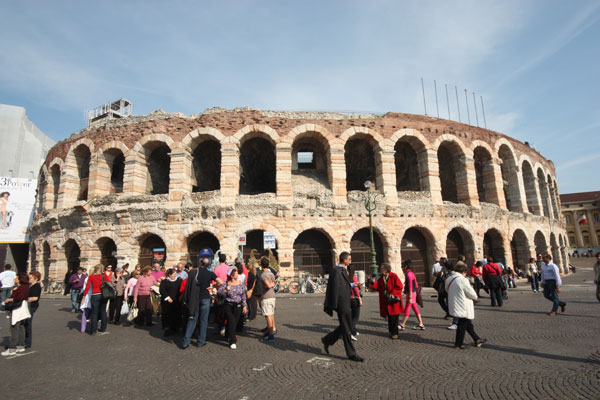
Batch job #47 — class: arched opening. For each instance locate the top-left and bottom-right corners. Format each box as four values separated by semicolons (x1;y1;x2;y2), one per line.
144;142;171;195
192;139;221;192
43;242;51;279
64;239;81;273
292;133;331;190
401;227;433;286
473;147;496;204
239;137;276;194
187;232;220;267
446;228;475;265
350;228;384;275
510;229;530;272
437;141;467;204
97;237;117;267
345;138;376;191
521;161;539;214
293;229;334;276
534;231;548;256
394;141;420;191
243;229;278;264
498;145;521;211
483;229;505;264
548;176;559;219
29;243;38;272
138;234;167;267
550;233;561;270
537;169;550;217
50;164;61;208
103;149;125;194
73;145;91;201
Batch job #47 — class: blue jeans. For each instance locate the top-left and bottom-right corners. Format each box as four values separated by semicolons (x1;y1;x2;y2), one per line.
543;280;565;313
90;294;108;334
530;274;540;291
1;287;13;309
490;288;503;307
71;289;82;312
25;303;38;347
182;298;211;347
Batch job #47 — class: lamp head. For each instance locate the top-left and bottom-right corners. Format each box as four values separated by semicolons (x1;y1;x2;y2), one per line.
364;180;373;189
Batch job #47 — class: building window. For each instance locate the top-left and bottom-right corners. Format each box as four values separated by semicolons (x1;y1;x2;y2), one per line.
584;236;590;244
569;236;576;246
565;215;572;224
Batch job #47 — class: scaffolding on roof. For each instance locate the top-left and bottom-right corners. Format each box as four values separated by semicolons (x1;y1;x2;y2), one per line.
87;99;132;125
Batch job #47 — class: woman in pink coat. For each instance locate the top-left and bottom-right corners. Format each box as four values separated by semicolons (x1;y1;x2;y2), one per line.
369;263;404;339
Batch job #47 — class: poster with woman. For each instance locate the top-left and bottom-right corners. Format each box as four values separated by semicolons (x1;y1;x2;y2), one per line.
0;177;37;243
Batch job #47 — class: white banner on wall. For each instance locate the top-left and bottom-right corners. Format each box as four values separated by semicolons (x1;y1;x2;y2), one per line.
0;177;37;243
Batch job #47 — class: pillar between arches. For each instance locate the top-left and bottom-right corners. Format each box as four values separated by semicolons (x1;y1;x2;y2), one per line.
168;150;193;202
220;142;239;206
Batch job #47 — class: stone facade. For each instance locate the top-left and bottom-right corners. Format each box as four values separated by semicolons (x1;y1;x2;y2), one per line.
29;108;569;284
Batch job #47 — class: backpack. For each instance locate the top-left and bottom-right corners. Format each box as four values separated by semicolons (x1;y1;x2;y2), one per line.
253;269;264;297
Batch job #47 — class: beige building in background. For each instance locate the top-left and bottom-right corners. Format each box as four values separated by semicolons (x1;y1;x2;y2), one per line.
29;108;569;284
560;191;600;251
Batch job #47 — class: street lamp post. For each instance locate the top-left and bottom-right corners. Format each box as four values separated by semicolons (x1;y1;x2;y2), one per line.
362;180;382;278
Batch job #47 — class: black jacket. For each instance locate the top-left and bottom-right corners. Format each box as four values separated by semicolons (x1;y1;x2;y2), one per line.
323;266;352;316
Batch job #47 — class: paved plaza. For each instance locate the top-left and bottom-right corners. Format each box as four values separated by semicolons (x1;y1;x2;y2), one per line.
1;259;599;399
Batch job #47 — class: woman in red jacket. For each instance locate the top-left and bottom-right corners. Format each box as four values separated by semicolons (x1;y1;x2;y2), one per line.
1;272;30;355
83;264;109;335
370;263;404;339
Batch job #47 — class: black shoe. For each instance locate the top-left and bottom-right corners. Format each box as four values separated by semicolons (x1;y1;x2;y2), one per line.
475;338;487;347
321;337;329;355
454;345;465;349
349;355;364;362
560;303;566;313
444;314;450;320
180;344;189;350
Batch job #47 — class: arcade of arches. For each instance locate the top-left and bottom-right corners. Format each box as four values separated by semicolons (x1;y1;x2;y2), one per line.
31;110;569;284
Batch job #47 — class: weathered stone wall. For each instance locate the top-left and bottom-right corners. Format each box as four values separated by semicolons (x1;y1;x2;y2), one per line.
30;108;568;280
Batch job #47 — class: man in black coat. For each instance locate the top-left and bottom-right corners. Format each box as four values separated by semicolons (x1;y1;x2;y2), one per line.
322;251;363;362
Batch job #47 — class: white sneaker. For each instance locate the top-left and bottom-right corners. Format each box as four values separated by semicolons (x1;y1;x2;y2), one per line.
1;348;16;356
350;335;358;341
16;346;25;353
355;332;360;336
447;324;458;330
230;343;237;349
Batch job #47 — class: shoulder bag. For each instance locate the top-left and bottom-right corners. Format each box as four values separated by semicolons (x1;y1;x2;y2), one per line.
100;274;117;300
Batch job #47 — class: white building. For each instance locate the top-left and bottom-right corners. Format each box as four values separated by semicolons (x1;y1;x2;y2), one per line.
0;104;54;271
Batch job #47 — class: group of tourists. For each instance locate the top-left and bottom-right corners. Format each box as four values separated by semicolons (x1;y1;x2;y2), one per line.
65;251;279;351
2;245;589;359
0;264;42;355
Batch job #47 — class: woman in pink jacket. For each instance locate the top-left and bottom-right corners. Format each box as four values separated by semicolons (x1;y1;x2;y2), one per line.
399;260;425;331
133;267;157;326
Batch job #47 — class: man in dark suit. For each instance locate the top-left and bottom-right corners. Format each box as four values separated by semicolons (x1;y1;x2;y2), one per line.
322;251;364;362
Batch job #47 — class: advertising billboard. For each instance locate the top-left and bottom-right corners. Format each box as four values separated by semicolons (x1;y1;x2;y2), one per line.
0;177;37;243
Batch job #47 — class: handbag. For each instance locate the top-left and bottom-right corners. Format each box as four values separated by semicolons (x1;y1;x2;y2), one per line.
415;286;424;308
101;281;116;300
3;300;22;312
127;302;138;322
386;293;401;304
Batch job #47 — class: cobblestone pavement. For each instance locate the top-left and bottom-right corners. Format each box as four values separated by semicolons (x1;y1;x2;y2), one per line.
1;259;599;400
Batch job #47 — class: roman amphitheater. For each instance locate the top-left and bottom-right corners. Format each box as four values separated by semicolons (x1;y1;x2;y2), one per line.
29;108;568;285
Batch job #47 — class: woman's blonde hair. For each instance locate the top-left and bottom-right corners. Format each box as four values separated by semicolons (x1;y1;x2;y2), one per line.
90;263;104;275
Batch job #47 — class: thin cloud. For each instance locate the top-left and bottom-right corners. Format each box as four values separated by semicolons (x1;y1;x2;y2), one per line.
557;153;600;171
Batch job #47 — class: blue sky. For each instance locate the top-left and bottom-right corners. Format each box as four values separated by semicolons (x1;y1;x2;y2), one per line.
1;0;598;193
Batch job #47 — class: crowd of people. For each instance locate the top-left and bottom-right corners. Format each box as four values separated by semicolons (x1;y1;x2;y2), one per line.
1;248;591;358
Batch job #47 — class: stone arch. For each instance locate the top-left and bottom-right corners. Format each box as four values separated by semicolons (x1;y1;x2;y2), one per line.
534;230;548;255
42;241;52;280
547;174;559;219
96;142;129;195
293;221;340;251
350;227;386;276
239;136;276;194
37;166;48;212
344;131;381;192
444;223;476;265
132;137;173;195
63;238;81;273
339;126;385;147
497;143;522;212
536;168;551;217
96;236;118;267
64;141;93;202
436;138;470;204
190;136;221;193
48;160;62;209
293;229;335;276
182;127;226;147
511;229;531;271
521;158;540;215
394;138;423;192
483;228;506;264
472;143;498;205
287;124;335;144
291;128;332;190
400;225;436;286
137;232;167;267
186;231;221;267
233;124;279;146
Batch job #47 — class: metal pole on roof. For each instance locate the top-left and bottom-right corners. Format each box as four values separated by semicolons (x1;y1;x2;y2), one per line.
473;92;479;127
445;83;451;120
480;96;487;129
434;80;439;118
455;86;461;123
421;78;427;116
